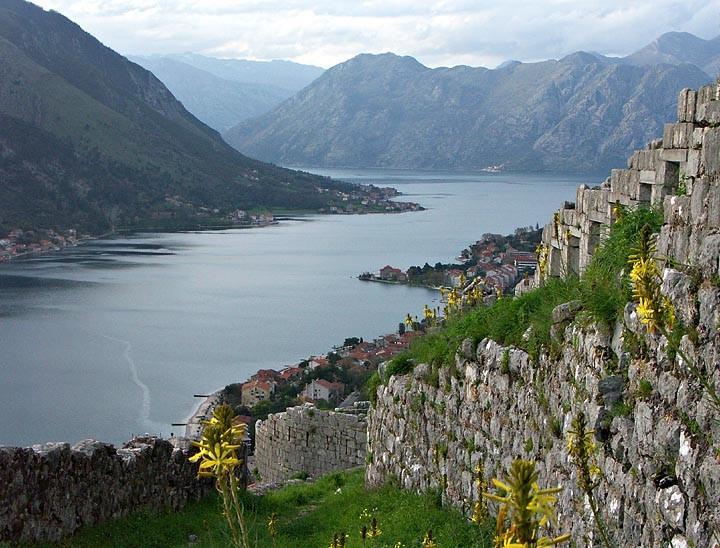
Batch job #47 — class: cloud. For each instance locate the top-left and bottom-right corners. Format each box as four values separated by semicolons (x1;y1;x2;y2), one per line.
33;0;720;68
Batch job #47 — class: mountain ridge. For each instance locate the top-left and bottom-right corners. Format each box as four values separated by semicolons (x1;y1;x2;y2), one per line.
127;55;293;131
225;50;710;173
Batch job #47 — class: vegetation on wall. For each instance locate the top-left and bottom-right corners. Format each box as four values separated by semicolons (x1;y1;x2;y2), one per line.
381;205;664;379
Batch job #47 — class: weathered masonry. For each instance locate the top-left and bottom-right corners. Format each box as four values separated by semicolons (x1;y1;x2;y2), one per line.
367;83;720;547
254;403;367;483
0;437;211;544
539;83;720;279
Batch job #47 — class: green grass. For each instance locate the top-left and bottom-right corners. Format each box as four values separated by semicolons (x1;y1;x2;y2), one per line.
383;205;664;377
47;469;493;547
579;206;663;326
390;276;580;371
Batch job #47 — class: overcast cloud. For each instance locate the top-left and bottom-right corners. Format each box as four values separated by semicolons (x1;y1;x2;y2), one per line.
32;0;720;68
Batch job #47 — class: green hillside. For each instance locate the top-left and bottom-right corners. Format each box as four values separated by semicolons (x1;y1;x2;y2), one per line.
0;0;354;233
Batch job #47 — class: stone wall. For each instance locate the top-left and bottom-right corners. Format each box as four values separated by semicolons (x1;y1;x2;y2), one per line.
254;403;367;483
538;82;720;280
367;83;720;547
0;436;211;544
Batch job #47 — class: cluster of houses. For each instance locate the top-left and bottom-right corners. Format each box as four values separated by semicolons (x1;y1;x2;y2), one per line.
368;234;538;293
228;210;276;226
237;331;423;408
0;228;78;262
317;185;423;214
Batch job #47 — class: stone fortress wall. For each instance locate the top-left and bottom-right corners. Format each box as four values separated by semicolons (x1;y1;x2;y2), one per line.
254;403;367;484
366;83;720;547
540;83;720;279
0;437;211;544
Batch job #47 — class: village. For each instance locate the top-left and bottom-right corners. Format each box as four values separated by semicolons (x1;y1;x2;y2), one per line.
317;184;424;214
359;225;541;294
0;228;80;262
219;328;425;433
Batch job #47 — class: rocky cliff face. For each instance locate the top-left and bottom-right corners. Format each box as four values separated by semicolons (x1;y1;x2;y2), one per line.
366;83;720;547
226;51;709;173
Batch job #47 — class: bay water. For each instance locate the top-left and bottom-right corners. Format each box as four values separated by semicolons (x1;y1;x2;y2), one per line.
0;169;593;446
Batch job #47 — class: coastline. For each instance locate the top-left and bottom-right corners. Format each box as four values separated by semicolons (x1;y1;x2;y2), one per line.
175;389;225;448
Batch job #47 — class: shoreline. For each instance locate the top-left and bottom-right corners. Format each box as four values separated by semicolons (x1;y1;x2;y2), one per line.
0;203;422;265
358;275;439;291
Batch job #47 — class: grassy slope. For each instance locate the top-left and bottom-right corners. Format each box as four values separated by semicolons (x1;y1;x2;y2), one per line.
381;206;664;383
48;469;493;548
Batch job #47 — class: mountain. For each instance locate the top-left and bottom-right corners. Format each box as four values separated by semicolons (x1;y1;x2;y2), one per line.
128;56;292;131
225;52;709;173
160;53;324;91
0;0;354;234
624;31;720;77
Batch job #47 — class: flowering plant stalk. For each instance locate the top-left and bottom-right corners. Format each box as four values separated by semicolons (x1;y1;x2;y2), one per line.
567;412;613;548
483;459;570;548
189;404;250;548
629;226;720;438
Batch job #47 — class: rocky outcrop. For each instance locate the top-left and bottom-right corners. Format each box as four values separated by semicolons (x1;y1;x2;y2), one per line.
0;436;211;544
254;403;367;484
367;83;720;546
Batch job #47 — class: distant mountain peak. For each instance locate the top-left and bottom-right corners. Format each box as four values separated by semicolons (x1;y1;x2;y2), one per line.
624;31;720;77
225;43;709;173
343;52;427;69
559;51;611;65
496;59;521;70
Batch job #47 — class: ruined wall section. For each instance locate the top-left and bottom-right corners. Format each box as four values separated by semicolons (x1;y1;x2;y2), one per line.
0;437;211;543
367;83;720;547
539;83;720;280
254;403;367;484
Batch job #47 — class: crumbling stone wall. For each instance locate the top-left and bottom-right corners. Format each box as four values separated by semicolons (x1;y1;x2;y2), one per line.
367;83;720;547
539;82;720;280
255;404;366;483
0;437;210;544
367;318;719;546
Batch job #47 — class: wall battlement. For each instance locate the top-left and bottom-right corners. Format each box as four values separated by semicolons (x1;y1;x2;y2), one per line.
539;82;720;279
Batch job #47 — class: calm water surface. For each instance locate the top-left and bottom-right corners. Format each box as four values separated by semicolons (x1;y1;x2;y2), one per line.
0;169;596;446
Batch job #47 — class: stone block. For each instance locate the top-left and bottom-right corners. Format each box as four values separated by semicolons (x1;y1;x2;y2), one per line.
663;124;675;149
561;208;576;226
697;100;720;125
696;234;720;277
700;128;720;178
707;184;720;228
656;160;679;186
689;178;709;224
663;225;691;265
695;85;714;114
672;123;694;149
692;127;706;149
650;184;668;206
684;149;701;178
678;88;697;122
661;149;688;163
639;170;656;184
575;185;587;212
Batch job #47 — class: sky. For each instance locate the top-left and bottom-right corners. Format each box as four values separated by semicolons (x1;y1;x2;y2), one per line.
32;0;720;68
